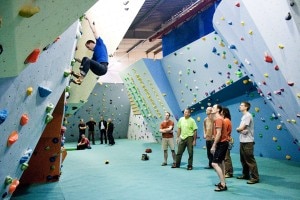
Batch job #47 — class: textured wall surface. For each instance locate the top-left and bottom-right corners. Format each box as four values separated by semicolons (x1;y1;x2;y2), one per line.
0;22;78;199
213;0;300;144
64;83;131;143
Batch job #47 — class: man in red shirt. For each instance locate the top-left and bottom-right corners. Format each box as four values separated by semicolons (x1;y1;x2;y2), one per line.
77;134;91;150
159;112;175;166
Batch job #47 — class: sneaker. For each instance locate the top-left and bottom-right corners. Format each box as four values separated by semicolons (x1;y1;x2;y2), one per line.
171;163;179;168
237;175;250;180
187;165;193;170
247;178;259;184
225;173;233;178
161;162;167;166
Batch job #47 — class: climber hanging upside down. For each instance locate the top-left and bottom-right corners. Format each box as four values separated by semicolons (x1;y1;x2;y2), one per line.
71;15;109;85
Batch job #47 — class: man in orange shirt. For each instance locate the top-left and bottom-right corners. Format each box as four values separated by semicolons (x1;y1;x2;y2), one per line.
210;104;229;192
159;112;175;166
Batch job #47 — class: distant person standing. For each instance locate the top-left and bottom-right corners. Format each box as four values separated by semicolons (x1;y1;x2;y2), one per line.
203;107;214;169
71;15;109;85
221;107;234;178
159;112;176;166
236;101;260;184
78;119;87;143
86;117;96;145
99;116;107;144
107;118;115;145
172;108;198;170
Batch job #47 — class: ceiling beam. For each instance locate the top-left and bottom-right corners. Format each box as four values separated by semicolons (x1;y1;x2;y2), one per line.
145;42;162;54
148;0;217;42
126;40;144;53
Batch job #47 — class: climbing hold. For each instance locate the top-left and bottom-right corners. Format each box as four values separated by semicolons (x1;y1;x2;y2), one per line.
286;155;291;160
24;48;40;64
26;87;33;95
220;16;225;20
285;12;292;20
235;2;240;7
264;53;273;63
5;176;13;185
197;116;201;122
272;137;277;142
277;145;281;151
52;137;59;143
21;163;29;171
265;125;269;130
0;44;3;55
290;0;295;6
204;63;208;68
38;86;52;97
46;103;54;113
20;114;29;126
105;160;109;164
0;109;8;124
228;21;233;25
255;107;260;112
278;44;284;49
274;65;279;71
259;133;263;138
45;113;53;124
64;70;71;77
212;47;217;53
264;73;269;78
8;179;19;194
228;44;236;49
49;156;56;162
287;82;294;86
243;80;248;84
277;124;282;130
219;41;225;47
50;165;56;170
19;5;40;18
7;131;18;146
248;30;253;35
240;21;245;26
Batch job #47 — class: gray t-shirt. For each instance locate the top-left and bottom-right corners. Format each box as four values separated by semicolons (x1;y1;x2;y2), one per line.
239;112;254;143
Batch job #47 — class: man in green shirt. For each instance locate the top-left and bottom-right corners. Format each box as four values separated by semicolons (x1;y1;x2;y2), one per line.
172;108;198;170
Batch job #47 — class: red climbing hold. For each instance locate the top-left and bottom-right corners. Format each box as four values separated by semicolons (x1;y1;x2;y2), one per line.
8;179;20;194
274;65;279;70
24;48;40;64
20;114;29;126
264;54;273;63
8;131;19;146
235;2;240;7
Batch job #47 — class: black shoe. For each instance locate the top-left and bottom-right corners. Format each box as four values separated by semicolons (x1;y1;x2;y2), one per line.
247;178;259;184
171;163;179;168
237;175;250;180
187;165;193;170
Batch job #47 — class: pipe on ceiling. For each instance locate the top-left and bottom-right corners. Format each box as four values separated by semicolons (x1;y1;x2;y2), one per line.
148;0;217;42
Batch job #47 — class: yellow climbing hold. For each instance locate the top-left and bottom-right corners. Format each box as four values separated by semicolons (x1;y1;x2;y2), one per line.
219;42;225;47
220;16;225;20
285;155;291;160
197;116;201;122
278;44;284;49
241;21;245;26
249;30;253;35
243;79;249;84
19;5;40;18
254;107;260;112
276;124;282;130
26;87;33;95
272;137;278;142
264;73;269;78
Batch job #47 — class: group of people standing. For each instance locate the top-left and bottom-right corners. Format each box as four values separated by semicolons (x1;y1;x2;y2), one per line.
159;101;259;192
77;116;115;150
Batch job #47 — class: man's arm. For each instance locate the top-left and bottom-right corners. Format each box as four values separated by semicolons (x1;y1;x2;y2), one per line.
85;15;99;39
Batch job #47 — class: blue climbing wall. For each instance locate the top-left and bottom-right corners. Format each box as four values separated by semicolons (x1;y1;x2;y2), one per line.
64;83;131;143
213;0;300;146
0;22;79;199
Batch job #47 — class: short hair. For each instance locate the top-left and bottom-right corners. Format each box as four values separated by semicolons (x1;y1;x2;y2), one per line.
165;112;170;116
242;101;251;111
184;108;191;113
215;104;223;114
85;40;95;45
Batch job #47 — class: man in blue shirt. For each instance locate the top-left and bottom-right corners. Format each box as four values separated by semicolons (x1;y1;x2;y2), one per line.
72;15;109;85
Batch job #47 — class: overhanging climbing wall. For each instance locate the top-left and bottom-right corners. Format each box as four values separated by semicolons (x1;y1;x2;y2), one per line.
213;0;300;144
20;92;66;184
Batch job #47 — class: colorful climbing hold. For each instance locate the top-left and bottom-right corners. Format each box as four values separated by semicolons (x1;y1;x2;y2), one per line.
8;179;19;194
38;86;52;97
7;131;18;146
26;87;33;95
46;103;54;113
21;163;29;171
24;48;40;64
0;109;8;124
274;65;279;70
272;137;277;142
286;155;291;160
45;113;53;124
20;114;29;126
264;53;273;63
5;176;13;185
19;5;40;18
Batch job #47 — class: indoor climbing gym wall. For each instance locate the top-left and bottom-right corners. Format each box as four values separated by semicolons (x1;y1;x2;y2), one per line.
161;32;249;112
66;0;145;115
64;83;131;143
213;0;300;147
0;0;96;78
120;59;180;142
0;21;79;199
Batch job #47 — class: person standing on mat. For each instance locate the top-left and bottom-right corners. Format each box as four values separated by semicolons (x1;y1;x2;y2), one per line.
172;108;198;170
107;118;115;145
203;106;214;169
86;117;96;145
71;15;109;85
159;112;176;166
236;101;260;184
78;119;87;143
210;104;229;192
99;116;107;144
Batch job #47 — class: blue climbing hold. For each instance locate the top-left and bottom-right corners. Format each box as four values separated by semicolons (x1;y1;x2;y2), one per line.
38;86;52;97
0;109;8;125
